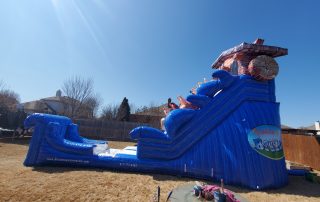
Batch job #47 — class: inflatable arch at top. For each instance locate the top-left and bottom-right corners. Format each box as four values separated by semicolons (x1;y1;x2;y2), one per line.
23;39;288;190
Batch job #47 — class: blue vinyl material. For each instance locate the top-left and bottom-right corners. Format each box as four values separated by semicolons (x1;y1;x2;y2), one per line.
186;94;212;109
287;169;308;176
23;70;287;190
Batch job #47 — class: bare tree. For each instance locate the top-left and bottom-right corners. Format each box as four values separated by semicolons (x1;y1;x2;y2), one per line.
0;80;20;109
0;80;5;91
84;93;102;118
0;80;21;128
0;90;20;105
100;104;119;120
129;103;137;114
135;102;165;116
62;76;94;118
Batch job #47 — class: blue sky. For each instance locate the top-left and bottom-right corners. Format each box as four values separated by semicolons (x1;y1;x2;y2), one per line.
0;0;319;127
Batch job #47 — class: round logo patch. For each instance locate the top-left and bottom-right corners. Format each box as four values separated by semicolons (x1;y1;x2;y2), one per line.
248;125;284;160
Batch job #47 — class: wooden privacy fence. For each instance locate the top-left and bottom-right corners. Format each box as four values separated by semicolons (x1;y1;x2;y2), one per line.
282;129;320;170
74;119;150;141
72;119;320;170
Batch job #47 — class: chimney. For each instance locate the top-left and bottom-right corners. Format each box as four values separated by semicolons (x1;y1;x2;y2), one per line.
56;89;62;97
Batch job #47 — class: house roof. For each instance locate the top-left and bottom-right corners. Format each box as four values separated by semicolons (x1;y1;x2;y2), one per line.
22;95;92;112
299;124;316;130
23;100;48;111
22;96;66;112
41;96;70;102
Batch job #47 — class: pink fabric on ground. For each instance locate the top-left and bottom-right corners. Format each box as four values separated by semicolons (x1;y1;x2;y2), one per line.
201;185;240;202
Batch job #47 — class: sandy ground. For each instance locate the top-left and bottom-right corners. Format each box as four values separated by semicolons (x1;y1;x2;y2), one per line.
0;138;319;202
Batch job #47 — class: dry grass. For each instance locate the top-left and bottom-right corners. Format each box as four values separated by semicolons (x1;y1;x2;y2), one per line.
0;138;319;202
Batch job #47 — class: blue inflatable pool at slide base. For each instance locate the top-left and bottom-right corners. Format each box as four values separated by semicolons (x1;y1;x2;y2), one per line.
23;70;287;190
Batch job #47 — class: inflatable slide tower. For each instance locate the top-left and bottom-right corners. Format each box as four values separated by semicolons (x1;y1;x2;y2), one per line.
24;39;288;190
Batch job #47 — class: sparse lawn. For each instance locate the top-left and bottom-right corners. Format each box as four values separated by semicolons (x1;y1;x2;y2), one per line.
0;138;319;202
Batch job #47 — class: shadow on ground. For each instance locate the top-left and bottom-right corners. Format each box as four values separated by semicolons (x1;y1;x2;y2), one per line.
32;166;320;198
220;175;320;198
7;138;319;198
33;165;192;183
0;136;31;145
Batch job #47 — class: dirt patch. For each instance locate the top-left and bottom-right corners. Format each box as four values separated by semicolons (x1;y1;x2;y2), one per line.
0;138;319;202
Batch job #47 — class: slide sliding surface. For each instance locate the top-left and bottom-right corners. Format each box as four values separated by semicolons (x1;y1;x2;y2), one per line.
23;71;288;189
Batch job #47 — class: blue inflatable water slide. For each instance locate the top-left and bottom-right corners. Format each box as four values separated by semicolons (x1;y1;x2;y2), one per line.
23;40;288;190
